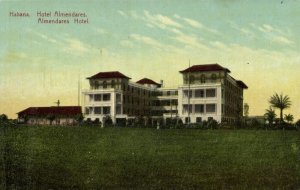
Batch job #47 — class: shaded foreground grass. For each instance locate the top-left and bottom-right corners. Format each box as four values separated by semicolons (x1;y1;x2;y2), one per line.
0;126;299;189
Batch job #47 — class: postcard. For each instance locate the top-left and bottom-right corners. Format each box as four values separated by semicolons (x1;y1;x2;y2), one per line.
0;0;299;189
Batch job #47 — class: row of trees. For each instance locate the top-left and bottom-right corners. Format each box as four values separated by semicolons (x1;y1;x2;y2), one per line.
265;93;297;129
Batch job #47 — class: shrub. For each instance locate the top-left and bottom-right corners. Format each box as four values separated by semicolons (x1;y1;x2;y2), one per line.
75;114;84;124
166;118;177;128
93;118;101;126
207;119;220;129
134;116;145;127
103;115;113;126
116;118;127;127
84;118;92;125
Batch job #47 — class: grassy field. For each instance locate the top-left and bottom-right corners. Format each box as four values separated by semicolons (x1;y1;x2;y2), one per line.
0;126;299;189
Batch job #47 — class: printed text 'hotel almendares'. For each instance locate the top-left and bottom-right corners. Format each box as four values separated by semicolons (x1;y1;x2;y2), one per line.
82;64;248;124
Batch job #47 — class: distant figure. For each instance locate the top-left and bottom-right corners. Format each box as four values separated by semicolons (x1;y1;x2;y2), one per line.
157;122;160;130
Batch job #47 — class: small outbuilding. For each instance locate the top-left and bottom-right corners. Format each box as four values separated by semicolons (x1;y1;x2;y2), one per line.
17;106;82;125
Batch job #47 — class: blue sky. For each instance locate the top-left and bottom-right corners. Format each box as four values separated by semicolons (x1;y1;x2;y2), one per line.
0;0;299;119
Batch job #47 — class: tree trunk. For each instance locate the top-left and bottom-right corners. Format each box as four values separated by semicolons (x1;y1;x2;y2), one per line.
280;109;284;130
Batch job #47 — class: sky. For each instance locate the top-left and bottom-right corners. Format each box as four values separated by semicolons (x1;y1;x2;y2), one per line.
0;0;299;120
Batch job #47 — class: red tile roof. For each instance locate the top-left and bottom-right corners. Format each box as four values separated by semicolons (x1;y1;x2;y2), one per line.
236;80;248;89
87;71;131;79
179;64;231;73
17;106;82;117
136;78;160;86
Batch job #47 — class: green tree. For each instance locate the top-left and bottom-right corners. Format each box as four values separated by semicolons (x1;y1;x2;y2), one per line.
0;114;8;122
284;114;294;124
75;114;84;124
264;107;277;127
269;93;291;123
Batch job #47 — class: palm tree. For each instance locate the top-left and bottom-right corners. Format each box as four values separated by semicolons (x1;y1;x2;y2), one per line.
269;93;291;123
284;114;294;124
264;107;277;126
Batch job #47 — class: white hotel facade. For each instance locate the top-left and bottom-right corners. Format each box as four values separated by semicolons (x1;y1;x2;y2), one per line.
82;64;248;124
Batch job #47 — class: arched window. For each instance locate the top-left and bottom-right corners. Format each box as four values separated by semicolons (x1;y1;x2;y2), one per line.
189;75;195;84
111;80;115;88
103;80;107;89
94;81;99;89
200;74;206;83
211;74;217;83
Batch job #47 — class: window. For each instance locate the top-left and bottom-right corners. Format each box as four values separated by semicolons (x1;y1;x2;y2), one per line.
221;89;224;98
206;104;216;113
103;94;111;101
206;89;216;97
116;105;121;114
183;104;192;114
167;91;171;96
103;107;110;114
195;89;204;98
94;107;101;114
89;95;93;102
116;94;121;103
111;80;115;88
222;104;224;114
183;90;192;98
196;117;202;123
195;104;204;113
211;74;217;82
103;81;107;89
185;117;190;124
200;74;206;83
94;94;101;101
189;75;195;84
172;99;178;106
85;108;90;114
94;81;99;89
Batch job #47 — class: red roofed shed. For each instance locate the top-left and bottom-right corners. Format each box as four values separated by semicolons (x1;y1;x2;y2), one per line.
17;106;82;125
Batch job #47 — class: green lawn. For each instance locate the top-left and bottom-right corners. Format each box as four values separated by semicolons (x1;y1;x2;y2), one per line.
0;126;299;189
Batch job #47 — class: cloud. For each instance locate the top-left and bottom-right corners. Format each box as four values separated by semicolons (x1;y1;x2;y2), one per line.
143;10;182;29
272;36;294;45
251;23;294;45
172;33;209;50
129;33;164;49
174;14;219;34
94;27;107;35
183;18;203;28
227;21;254;36
210;41;228;49
117;10;127;17
258;24;274;33
120;40;134;48
30;30;59;44
63;38;96;55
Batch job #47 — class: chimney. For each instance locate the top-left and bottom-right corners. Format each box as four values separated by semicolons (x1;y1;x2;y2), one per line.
160;80;163;87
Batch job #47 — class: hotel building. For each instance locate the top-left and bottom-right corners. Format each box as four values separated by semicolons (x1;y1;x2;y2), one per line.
82;64;247;124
